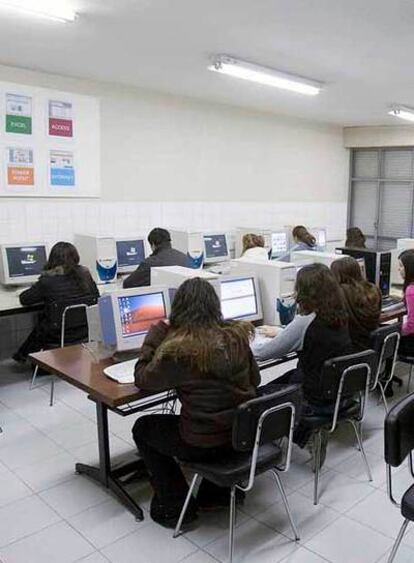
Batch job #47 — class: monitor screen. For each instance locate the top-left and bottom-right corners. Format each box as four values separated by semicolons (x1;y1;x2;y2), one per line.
311;229;327;248
204;234;228;259
116;240;145;269
6;245;47;279
271;232;288;256
221;277;258;320
118;292;167;337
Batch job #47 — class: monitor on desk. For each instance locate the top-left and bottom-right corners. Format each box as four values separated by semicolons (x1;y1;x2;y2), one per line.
219;275;262;322
270;231;288;259
0;243;48;285
310;228;327;249
203;233;230;264
115;238;147;274
99;286;171;351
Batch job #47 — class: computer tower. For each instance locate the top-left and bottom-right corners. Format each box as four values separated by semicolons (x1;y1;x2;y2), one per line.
336;247;391;296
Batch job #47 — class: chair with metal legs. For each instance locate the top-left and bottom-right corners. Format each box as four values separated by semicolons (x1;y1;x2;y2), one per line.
397;354;414;392
369;324;402;412
301;350;376;505
173;384;301;563
384;393;414;563
30;301;91;406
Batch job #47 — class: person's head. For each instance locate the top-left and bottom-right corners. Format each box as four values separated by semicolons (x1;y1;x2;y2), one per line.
295;263;348;327
148;228;171;253
331;256;363;285
398;249;414;292
345;227;366;249
45;242;80;273
292;225;316;248
242;233;265;254
170;277;223;329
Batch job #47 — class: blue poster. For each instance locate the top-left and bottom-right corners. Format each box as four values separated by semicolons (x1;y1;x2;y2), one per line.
50;150;75;187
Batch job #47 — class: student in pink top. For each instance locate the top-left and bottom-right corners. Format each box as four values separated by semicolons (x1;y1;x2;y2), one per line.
398;249;414;354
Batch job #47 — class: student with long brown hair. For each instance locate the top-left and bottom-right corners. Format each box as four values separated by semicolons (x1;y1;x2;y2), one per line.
292;225;317;251
331;256;381;351
132;277;260;528
345;227;366;249
240;233;269;261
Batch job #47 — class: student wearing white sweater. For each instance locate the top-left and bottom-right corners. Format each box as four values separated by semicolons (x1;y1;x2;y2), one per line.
239;233;269;262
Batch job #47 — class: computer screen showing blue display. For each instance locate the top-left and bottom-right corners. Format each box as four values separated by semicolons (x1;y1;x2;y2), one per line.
116;240;145;269
117;291;167;337
204;234;228;259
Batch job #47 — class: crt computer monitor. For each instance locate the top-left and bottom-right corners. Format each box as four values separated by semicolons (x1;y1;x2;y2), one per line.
203;233;229;264
219;275;262;322
311;228;327;249
116;239;146;274
271;232;288;258
0;243;48;285
99;286;171;351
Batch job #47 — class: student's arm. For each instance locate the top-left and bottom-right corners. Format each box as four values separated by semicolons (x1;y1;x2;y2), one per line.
252;313;316;362
19;279;45;306
123;261;151;288
134;321;182;391
403;286;414;335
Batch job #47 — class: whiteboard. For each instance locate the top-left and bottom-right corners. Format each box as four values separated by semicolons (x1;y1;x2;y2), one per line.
0;81;100;198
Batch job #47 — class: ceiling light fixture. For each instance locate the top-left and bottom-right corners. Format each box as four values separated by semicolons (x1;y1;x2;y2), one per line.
388;105;414;123
0;0;78;23
208;55;322;96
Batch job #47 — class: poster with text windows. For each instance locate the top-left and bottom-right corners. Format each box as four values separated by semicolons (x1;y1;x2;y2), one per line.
6;147;35;192
6;93;32;135
49;150;75;188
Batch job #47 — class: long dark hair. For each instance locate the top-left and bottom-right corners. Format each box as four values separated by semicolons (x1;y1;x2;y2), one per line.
296;263;348;327
345;227;366;248
45;242;89;291
399;249;414;294
331;257;363;284
157;277;254;372
292;225;316;247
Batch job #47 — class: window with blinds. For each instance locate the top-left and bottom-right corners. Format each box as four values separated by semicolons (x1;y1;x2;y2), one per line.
349;148;414;249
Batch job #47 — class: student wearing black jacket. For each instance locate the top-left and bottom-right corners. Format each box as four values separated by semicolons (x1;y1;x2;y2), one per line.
13;242;99;362
123;228;189;288
132;278;261;528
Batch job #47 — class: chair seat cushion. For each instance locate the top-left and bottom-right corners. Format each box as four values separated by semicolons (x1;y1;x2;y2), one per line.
402;484;414;521
398;355;414;364
301;400;361;429
180;443;282;488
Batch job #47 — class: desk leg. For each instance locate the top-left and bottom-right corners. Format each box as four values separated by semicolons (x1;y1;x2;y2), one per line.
75;401;144;521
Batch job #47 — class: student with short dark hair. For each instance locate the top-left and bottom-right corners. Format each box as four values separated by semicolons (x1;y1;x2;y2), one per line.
345;227;366;249
132;277;260;528
123;227;189;288
13;241;99;363
331;256;381;351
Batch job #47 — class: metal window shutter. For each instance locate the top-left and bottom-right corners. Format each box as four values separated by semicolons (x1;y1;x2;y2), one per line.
379;182;413;238
382;149;413;179
350;181;377;236
352;150;379;178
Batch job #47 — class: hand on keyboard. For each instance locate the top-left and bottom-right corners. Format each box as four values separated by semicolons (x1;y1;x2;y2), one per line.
256;325;282;338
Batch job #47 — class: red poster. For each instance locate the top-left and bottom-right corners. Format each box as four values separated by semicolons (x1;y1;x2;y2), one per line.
49;118;73;137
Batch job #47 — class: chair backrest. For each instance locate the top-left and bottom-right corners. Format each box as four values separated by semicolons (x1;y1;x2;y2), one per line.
370;323;402;361
320;349;377;401
385;393;414;467
232;384;301;452
47;296;97;346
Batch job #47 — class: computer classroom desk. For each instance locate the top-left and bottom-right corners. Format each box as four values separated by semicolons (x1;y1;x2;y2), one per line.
29;345;296;521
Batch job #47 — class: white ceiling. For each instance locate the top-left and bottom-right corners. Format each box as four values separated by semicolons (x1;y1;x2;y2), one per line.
0;0;413;126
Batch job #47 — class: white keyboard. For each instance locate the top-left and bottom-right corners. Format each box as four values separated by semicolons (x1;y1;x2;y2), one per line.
104;359;137;384
250;331;272;350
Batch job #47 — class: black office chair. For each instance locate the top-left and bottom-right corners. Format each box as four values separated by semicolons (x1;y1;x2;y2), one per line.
31;296;96;406
397;354;414;393
173;385;301;563
384;393;414;563
301;350;376;505
369;324;402;411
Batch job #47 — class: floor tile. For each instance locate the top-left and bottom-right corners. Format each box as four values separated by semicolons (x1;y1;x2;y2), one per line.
183;507;249;548
256;490;340;542
204;517;299;563
47;419;97;450
240;474;292;517
305;516;393;563
179;550;220;563
0;468;32;507
0;521;94;563
0;431;64;470
102;521;197;563
76;553;110;563
279;546;332;562
40;475;110;518
0;494;61;547
331;448;386;486
376;543;414;563
299;469;375;513
15;451;77;492
69;498;144;549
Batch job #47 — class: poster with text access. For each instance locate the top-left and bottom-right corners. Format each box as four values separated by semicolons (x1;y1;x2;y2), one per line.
49;99;73;138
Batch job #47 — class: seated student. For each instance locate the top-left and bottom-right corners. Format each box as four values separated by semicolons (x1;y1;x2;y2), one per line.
278;225;316;262
345;227;366;248
331;256;381;351
13;241;99;363
398;249;414;355
132;277;260;528
253;264;352;465
123;228;189;288
240;233;269;261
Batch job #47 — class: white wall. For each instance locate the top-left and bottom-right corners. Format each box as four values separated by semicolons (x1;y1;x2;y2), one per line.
344;125;414;148
0;64;349;241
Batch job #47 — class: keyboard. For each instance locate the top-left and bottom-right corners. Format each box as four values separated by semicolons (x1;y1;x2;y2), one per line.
104;359;136;384
382;295;403;309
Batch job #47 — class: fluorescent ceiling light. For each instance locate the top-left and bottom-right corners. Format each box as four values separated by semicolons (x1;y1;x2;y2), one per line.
0;0;77;22
388;105;414;123
208;55;322;96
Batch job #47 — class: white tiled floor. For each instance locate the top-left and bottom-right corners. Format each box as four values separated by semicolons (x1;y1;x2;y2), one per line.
0;359;413;563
